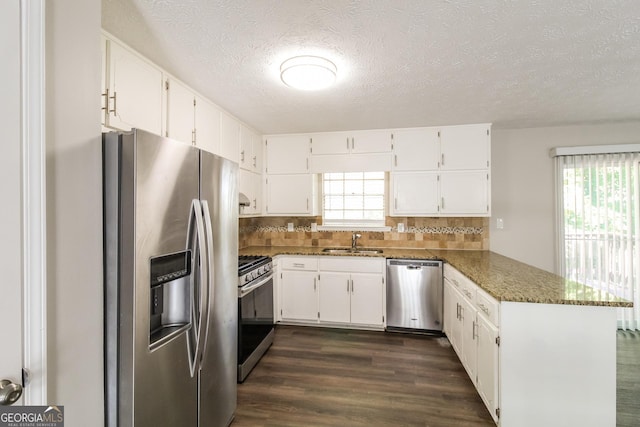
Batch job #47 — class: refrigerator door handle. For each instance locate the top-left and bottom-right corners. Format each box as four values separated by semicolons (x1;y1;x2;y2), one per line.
187;199;209;377
199;200;215;366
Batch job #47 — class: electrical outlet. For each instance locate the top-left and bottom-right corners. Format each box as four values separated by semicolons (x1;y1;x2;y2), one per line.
287;222;294;232
496;218;504;230
397;223;405;233
311;222;318;232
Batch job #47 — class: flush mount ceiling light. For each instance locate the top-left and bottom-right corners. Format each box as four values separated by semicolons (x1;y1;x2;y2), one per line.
280;55;337;91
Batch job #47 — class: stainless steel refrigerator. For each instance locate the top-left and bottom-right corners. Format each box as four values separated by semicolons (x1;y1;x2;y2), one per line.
103;129;238;427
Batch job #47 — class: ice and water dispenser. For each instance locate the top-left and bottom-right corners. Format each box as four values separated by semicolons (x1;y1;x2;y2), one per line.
149;250;192;350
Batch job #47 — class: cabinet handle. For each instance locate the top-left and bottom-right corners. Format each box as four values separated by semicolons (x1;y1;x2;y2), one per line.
314;278;316;291
351;279;354;293
306;198;309;211
253;156;257;167
346;137;349;150
240;150;245;162
101;88;109;111
472;321;477;339
351;137;355;150
109;91;117;114
479;303;489;315
394;154;397;167
456;303;460;320
293;263;305;268
441;153;445;166
192;129;196;146
441;197;445;210
394;197;398;209
253;198;256;209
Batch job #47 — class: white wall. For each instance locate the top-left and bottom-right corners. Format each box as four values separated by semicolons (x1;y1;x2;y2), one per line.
491;122;640;273
46;0;103;425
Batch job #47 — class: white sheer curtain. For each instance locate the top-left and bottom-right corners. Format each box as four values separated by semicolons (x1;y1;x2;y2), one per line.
555;151;640;330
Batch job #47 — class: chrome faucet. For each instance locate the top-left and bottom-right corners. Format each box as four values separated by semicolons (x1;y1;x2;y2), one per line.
351;233;362;250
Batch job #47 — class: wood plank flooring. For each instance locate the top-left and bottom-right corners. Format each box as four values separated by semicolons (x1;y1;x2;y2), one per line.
234;326;494;426
233;326;640;427
617;330;640;426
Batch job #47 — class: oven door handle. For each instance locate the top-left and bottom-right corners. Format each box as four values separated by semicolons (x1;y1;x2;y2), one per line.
239;272;274;298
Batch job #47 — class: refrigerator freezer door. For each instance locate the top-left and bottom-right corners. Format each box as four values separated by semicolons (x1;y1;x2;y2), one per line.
104;129;200;427
198;151;238;427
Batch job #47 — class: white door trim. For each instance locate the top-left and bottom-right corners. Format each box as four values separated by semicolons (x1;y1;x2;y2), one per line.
20;0;47;405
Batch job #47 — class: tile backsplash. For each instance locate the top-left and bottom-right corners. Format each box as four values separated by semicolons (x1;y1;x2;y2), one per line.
240;216;489;250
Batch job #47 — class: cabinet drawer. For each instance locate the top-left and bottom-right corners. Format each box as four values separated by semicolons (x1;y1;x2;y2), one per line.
444;264;476;304
476;288;499;326
280;256;318;271
318;256;384;273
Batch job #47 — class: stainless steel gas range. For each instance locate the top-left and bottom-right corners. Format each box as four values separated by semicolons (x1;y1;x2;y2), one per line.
237;255;274;382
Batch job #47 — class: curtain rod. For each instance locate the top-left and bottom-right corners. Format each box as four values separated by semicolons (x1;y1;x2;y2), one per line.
550;143;640;157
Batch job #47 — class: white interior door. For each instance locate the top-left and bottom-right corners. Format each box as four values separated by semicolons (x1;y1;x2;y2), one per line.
0;0;25;406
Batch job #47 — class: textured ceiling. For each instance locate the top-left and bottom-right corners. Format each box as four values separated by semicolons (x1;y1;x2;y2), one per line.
102;0;640;134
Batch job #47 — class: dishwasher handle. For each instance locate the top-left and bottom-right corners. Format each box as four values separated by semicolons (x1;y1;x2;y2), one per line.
405;265;422;270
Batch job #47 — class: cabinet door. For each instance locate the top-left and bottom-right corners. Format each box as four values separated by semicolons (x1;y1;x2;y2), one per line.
318;272;351;323
106;40;163;135
281;271;317;321
266;174;313;215
252;132;263;173
390;172;439;216
460;296;478;383
440;171;489;215
311;132;350;155
352;130;392;154
239;125;254;171
392;128;439;171
238;169;261;215
440;124;490;170
220;111;240;163
194;95;220;155
351;273;384;326
167;78;195;145
477;314;500;423
265;135;310;174
447;284;464;358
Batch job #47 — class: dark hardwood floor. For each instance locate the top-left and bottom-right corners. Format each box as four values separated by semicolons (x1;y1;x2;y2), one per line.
617;330;640;426
234;326;494;426
234;326;640;427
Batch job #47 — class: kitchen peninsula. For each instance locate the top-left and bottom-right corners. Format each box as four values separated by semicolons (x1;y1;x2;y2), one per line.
240;245;631;427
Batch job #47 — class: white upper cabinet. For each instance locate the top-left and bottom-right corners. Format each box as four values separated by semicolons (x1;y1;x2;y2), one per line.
194;95;221;155
265;134;310;174
392;128;440;171
220;111;240;163
311;133;351;155
103;39;164;135
351;129;393;154
238;169;262;216
440;124;490;170
310;130;392;155
265;174;317;215
240;125;263;172
166;78;195;144
440;171;489;215
390;172;440;215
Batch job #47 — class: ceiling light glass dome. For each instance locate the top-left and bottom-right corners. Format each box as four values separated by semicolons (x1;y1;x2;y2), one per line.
280;55;337;91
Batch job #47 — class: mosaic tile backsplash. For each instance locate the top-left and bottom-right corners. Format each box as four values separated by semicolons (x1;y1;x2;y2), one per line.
239;216;489;250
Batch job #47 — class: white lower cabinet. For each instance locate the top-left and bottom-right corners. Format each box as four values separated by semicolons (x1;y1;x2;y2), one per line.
444;264;500;424
276;255;385;329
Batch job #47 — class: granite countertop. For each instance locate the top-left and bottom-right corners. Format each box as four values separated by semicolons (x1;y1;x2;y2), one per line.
239;246;632;308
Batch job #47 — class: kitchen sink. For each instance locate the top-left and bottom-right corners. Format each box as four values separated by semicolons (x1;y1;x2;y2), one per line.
321;248;384;254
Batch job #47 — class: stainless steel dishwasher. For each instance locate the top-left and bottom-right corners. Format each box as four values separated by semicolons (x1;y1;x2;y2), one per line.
386;259;443;333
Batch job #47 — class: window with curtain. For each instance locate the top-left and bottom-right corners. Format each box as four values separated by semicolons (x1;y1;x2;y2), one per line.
556;151;640;330
322;172;385;226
